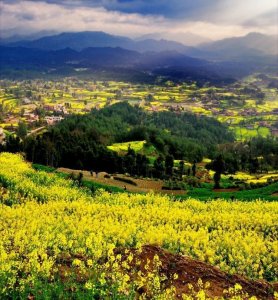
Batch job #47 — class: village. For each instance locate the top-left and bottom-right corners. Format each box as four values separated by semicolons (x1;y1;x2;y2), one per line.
0;73;277;144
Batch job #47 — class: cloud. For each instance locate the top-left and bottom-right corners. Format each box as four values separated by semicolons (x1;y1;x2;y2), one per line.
0;0;277;43
0;1;161;37
3;0;277;22
243;9;278;29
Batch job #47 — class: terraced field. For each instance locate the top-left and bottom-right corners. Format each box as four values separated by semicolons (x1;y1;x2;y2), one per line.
0;76;277;141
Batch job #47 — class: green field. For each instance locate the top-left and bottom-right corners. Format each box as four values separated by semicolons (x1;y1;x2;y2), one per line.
234;126;270;139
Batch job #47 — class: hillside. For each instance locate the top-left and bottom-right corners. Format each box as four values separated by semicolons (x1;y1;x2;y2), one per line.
22;102;234;171
0;153;277;299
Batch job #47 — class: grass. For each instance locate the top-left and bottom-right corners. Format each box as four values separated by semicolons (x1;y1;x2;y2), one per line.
32;163;56;173
183;182;278;201
234;126;270;140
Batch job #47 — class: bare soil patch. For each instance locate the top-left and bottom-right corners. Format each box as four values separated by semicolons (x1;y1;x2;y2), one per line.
118;245;277;299
57;168;187;195
55;245;277;299
213;188;240;192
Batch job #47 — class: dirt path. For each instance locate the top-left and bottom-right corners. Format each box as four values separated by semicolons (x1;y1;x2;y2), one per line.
57;168;187;195
27;126;46;137
213;188;240;192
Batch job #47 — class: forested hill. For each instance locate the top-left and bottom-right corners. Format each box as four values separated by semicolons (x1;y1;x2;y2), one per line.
22;102;234;171
90;102;234;145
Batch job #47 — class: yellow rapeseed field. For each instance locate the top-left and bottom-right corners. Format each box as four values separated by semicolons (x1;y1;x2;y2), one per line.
0;153;277;299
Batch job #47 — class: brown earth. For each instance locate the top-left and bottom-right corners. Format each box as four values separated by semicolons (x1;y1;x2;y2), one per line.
55;245;277;299
213;188;240;192
118;245;277;299
57;168;187;195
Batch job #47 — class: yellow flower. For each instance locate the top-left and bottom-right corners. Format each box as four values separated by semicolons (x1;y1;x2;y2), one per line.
87;259;93;267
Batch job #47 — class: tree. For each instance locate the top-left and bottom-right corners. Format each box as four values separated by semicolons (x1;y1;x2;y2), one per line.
136;154;149;177
35;107;46;117
165;155;174;177
17;121;27;140
213;172;221;189
20;108;25;117
25;90;32;98
153;156;165;179
125;145;136;175
4;135;22;153
178;160;184;179
115;90;122;100
77;172;83;186
211;155;225;189
192;161;197;177
145;94;154;102
249;157;259;174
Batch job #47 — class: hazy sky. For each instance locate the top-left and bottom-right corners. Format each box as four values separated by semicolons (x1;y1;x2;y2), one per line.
0;0;277;43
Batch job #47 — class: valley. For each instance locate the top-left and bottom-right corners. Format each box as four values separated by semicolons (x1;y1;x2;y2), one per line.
0;73;277;141
0;3;277;297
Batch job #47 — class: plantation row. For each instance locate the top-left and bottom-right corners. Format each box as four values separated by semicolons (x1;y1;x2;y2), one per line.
0;153;277;299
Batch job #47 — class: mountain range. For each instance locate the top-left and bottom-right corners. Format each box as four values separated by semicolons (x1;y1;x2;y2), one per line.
0;31;277;83
199;32;278;60
1;31;277;59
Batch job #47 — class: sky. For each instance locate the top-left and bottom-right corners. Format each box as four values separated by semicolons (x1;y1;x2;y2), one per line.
0;0;277;44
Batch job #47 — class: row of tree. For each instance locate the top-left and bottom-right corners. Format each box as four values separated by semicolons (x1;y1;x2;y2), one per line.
1;103;277;180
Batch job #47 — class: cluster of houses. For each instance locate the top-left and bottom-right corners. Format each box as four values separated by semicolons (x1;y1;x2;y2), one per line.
1;102;68;132
271;128;278;137
22;103;69;126
240;108;257;117
22;112;39;124
45;116;64;125
1;79;277;140
43;104;68;115
272;108;278;115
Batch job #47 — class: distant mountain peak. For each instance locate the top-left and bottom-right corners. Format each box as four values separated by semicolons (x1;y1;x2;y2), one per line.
5;30;197;54
200;32;278;59
245;32;266;37
3;30;277;62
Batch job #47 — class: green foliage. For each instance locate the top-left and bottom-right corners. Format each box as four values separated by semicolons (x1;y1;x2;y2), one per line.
16;121;28;139
184;182;278;201
216;137;278;173
19;102;234;175
162;180;187;190
32;163;56;173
